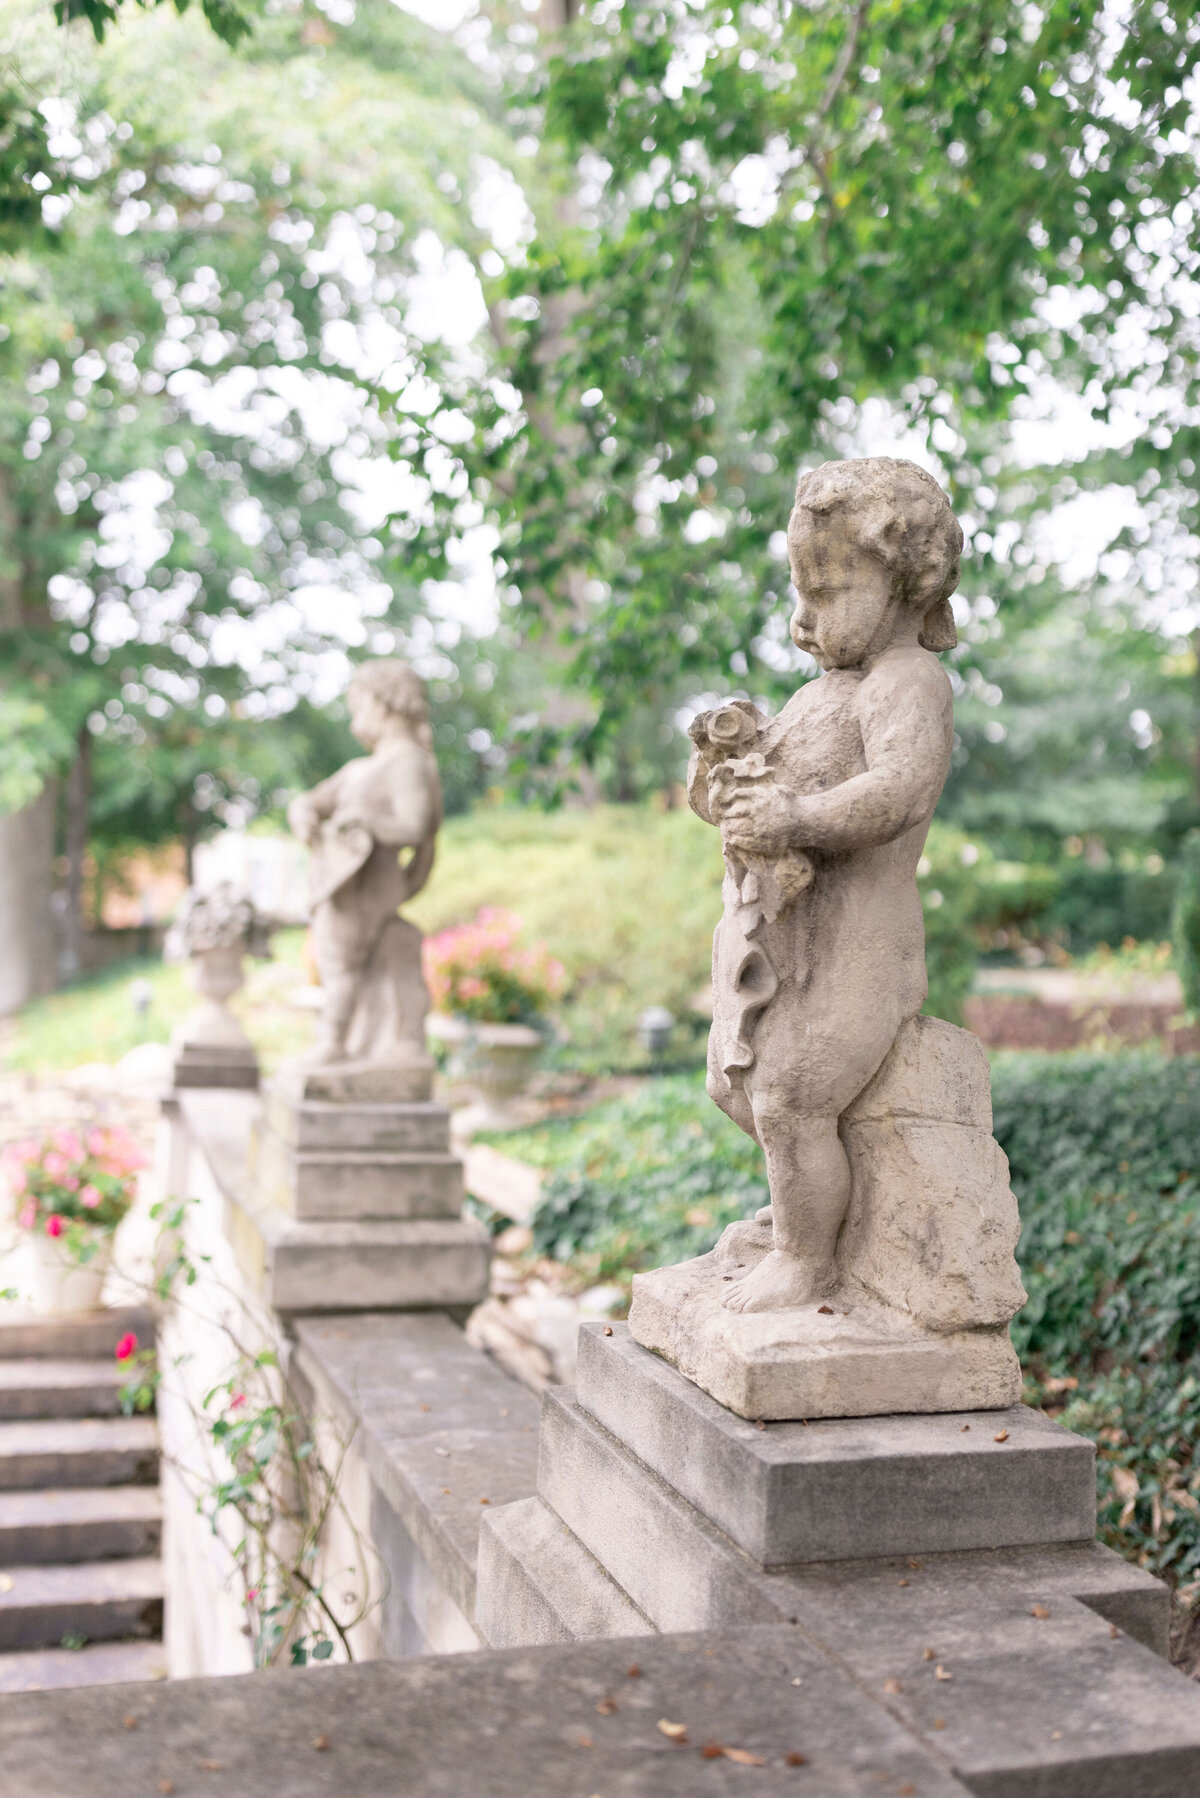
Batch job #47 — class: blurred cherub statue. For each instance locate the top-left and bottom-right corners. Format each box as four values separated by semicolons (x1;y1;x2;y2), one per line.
288;659;441;1073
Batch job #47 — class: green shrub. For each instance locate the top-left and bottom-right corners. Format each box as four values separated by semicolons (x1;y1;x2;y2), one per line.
1172;836;1200;1017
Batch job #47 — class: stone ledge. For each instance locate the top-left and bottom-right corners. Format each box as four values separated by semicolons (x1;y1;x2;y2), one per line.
578;1322;1095;1566
0;1626;972;1798
476;1495;654;1648
292;1313;540;1629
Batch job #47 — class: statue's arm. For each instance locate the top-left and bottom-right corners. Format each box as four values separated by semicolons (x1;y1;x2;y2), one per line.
719;662;952;856
288;771;343;844
333;760;441;850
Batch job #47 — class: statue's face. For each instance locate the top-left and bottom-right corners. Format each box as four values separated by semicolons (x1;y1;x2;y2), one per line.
349;688;389;749
787;512;901;670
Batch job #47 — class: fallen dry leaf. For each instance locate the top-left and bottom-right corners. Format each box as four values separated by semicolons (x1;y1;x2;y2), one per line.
900;1786;917;1796
1109;1624;1121;1639
479;1497;490;1506
785;1752;807;1767
577;1733;594;1748
897;1578;909;1588
907;1559;923;1570
603;1325;613;1336
790;1677;803;1687
198;1760;226;1772
312;1736;331;1752
657;1719;688;1742
157;1783;174;1795
932;1717;946;1731
1030;1604;1050;1620
626;1664;642;1679
817;1305;834;1315
1051;1730;1063;1741
993;1430;1010;1443
882;1677;902;1696
922;1648;935;1662
701;1744;725;1760
122;1715;138;1730
724;1748;768;1766
1111;1466;1139;1501
1043;1376;1078;1395
596;1698;618;1716
934;1666;952;1682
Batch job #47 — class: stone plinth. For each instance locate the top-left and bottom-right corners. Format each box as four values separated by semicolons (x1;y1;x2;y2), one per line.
173;1039;259;1091
629;1018;1025;1419
251;1079;463;1222
576;1323;1093;1567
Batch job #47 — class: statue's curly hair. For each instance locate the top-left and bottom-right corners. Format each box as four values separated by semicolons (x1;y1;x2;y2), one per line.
348;659;433;743
788;457;963;652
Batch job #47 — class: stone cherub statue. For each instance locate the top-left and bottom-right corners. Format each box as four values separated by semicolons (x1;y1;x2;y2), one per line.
287;659;440;1089
629;458;1025;1419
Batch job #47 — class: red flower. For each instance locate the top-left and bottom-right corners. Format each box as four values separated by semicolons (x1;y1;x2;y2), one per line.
115;1333;138;1362
45;1214;64;1238
229;1392;247;1410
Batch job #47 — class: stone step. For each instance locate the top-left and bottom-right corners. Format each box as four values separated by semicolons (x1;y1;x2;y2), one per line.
0;1557;163;1650
0;1486;162;1565
0;1417;158;1490
0;1307;153;1363
0;1638;167;1693
0;1359;132;1421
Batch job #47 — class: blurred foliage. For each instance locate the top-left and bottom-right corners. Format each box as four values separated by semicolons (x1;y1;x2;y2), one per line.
1172;836;1200;1015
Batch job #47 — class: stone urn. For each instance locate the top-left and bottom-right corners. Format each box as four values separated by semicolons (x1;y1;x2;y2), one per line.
426;1013;545;1134
26;1231;114;1314
165;883;268;1089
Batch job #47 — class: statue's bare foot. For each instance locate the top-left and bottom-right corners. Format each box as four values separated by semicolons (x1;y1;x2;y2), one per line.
722;1248;831;1313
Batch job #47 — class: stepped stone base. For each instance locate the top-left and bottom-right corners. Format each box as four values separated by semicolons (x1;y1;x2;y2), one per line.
251;1081;463;1222
274;1057;433;1106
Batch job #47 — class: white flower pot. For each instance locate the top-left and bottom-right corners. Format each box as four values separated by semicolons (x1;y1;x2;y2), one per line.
26;1231;114;1315
427;1014;545;1133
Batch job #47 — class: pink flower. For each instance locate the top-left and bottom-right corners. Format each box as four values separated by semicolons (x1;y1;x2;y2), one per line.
7;1169;26;1196
53;1129;83;1160
80;1185;102;1209
45;1215;64;1238
43;1151;68;1182
18;1200;35;1230
246;1588;259;1604
229;1392;247;1411
63;1175;80;1193
115;1333;138;1362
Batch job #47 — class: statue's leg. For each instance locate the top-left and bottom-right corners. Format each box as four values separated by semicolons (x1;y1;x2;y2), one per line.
310;904;368;1061
722;1091;847;1312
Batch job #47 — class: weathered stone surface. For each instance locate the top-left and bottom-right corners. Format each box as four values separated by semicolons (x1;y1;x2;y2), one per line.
173;1039;259;1091
629;1255;1020;1420
292;1312;539;1627
231;1201;491;1314
476;1495;654;1648
838;1019;1026;1331
0;1627;973;1798
251;1115;464;1221
577;1323;1093;1566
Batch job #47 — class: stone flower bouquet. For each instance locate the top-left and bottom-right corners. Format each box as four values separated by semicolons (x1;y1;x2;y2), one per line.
5;1126;146;1312
688;700;813;924
423;908;566;1026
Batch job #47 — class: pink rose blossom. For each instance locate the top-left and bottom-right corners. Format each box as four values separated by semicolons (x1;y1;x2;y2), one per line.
18;1200;35;1230
43;1151;68;1182
53;1129;83;1160
80;1185;102;1209
63;1175;80;1193
229;1392;247;1410
45;1215;64;1238
115;1333;138;1361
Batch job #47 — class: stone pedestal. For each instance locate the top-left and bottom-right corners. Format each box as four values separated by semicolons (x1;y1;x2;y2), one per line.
229;1063;488;1315
477;1324;1166;1662
173;1038;259;1091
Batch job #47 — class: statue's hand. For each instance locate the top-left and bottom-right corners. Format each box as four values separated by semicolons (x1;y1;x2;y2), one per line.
717;778;803;858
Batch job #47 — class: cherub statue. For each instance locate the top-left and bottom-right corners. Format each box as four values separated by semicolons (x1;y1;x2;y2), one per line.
689;457;961;1314
287;659;441;1069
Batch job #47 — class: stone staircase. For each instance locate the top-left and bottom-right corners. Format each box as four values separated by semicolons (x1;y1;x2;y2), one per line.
0;1305;164;1692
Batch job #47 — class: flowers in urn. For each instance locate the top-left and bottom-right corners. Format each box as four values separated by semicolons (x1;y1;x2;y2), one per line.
423;910;566;1132
5;1126;146;1312
424;909;565;1026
